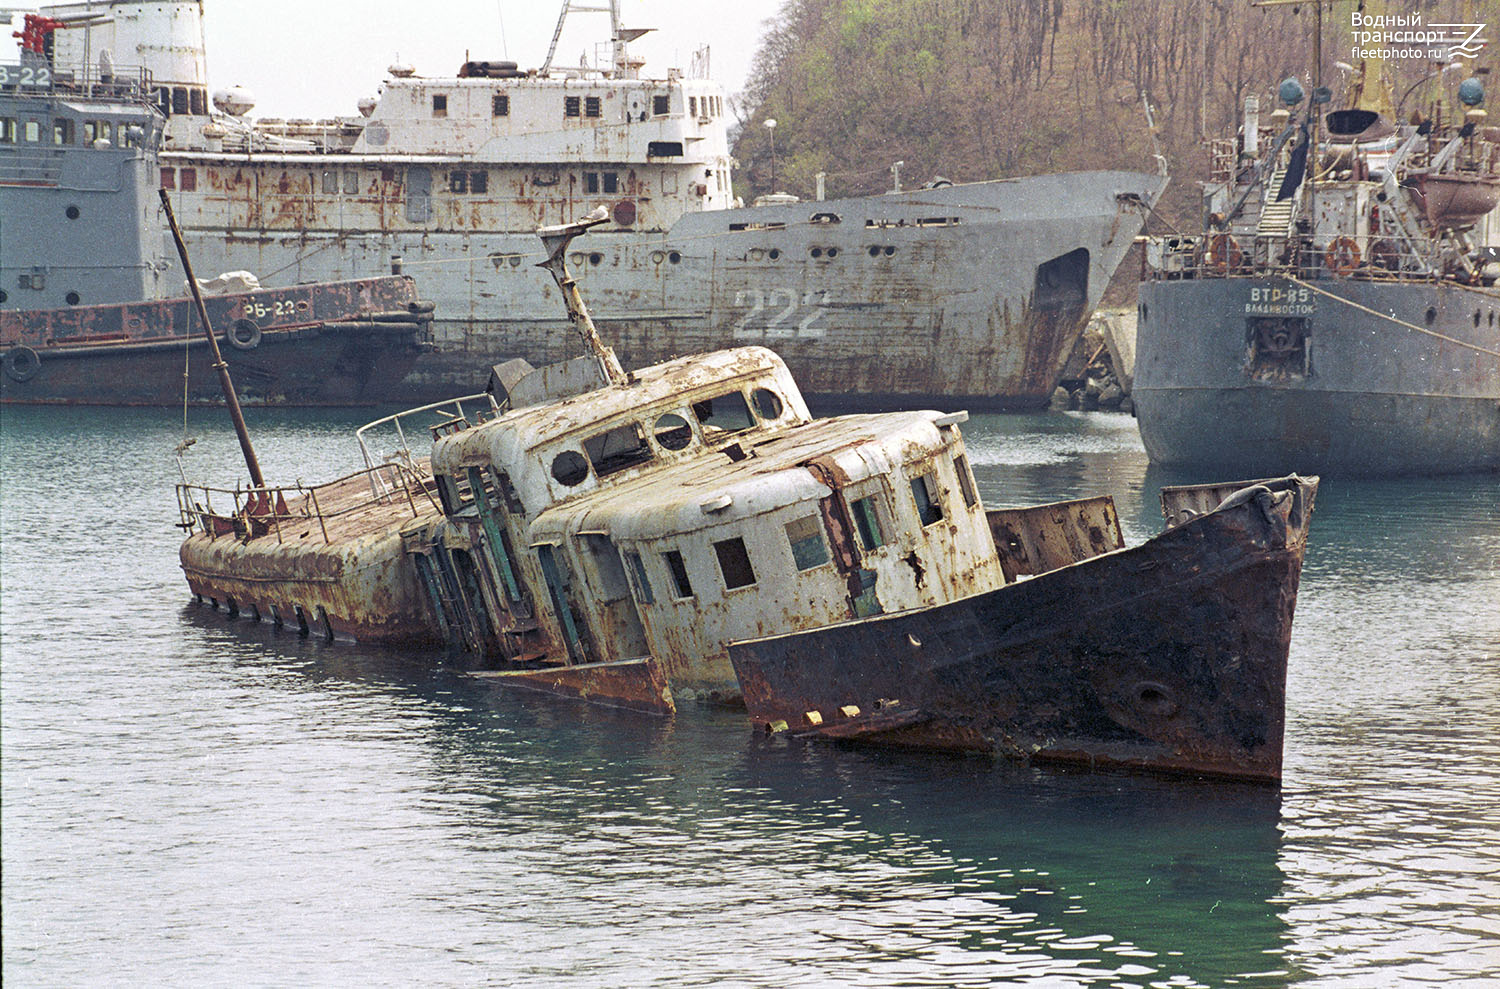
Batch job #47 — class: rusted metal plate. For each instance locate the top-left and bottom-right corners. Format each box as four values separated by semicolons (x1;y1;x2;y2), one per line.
729;476;1319;783
469;656;675;717
988;495;1123;582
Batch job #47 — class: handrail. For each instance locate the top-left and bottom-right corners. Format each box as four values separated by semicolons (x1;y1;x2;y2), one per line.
175;461;441;544
355;392;499;498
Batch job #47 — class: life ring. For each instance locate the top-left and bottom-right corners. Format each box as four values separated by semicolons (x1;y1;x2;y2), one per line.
227;318;262;350
1325;236;1361;275
3;345;40;382
1206;233;1243;272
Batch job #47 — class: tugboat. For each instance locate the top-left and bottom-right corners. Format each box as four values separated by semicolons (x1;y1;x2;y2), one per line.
177;211;1318;783
1;13;432;405
1134;57;1500;476
36;0;1166;409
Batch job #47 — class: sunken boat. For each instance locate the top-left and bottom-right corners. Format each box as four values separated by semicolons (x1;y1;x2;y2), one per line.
1134;58;1500;476
1;15;432;405
177;213;1317;781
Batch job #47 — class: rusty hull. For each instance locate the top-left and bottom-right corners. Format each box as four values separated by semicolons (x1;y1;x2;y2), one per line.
728;476;1319;783
1;276;430;405
469;657;676;717
178;471;444;646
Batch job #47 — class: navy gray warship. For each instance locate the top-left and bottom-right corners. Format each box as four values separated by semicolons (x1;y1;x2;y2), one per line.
0;12;432;405
1135;69;1500;477
31;0;1166;409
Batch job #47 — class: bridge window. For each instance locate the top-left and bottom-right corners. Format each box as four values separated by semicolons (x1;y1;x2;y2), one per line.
23;120;40;142
322;170;337;193
692;391;754;438
0;118;15;143
689;96;698;118
585;96;601;118
751;388;783;421
432;93;447;117
52;119;73;145
625;551;654;605
652;94;669;116
172;87;189;115
602;171;618;194
652;412;693;451
583;423;653;476
714;537;757;590
910;472;944;526
565;95;581;118
551;450;589;487
584;171;598;193
160;167;175;189
952;454;977;507
662;550;694;599
492;94;509;117
648;141;684;157
179;168;197;192
785;515;829;571
849;493;887;552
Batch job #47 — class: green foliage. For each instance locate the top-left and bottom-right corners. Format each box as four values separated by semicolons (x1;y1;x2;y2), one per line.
734;0;1500;227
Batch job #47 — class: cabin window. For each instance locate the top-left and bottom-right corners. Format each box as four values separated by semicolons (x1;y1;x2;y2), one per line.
432;94;448;117
585;96;601;118
751;388;784;421
689;96;698;118
652;412;693;451
24;119;41;142
714;537;757;590
551;450;590;487
584;171;599;193
435;474;466;514
565;95;581;118
602;171;619;194
648;141;684;157
191;88;208;116
160;167;175;189
179;168;197;192
322;170;338;193
652;94;669;116
52;119;73;145
692;391;755;438
662;550;694;599
343;171;360;194
0;118;16;142
583;423;653;476
785;515;830;570
849;494;886;552
469;170;487;193
625;551;654;604
492;94;509;117
450;171;468;193
910;472;944;526
952;454;977;507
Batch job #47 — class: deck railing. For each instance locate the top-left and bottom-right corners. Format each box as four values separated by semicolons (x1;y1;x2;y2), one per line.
355;393;500;499
175;461;439;544
1143;232;1455;283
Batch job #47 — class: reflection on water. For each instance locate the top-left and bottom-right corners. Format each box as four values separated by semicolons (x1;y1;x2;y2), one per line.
3;406;1498;985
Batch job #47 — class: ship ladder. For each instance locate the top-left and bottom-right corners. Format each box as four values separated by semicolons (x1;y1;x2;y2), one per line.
1257;167;1299;239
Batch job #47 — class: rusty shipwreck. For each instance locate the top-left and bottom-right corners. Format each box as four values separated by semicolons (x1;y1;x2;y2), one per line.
177;213;1317;782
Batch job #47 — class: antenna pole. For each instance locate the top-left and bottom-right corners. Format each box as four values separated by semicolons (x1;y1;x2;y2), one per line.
158;189;265;488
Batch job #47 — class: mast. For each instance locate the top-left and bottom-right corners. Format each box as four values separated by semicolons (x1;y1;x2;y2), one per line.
158;190;266;489
535;207;627;386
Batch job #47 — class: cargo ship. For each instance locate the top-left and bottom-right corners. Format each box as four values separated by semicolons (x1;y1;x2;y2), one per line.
0;12;432;405
31;0;1165;409
1135;64;1500;476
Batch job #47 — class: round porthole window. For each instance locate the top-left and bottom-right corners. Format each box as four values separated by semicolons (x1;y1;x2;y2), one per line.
65;291;81;305
65;205;81;220
751;388;784;421
653;412;693;450
550;450;589;486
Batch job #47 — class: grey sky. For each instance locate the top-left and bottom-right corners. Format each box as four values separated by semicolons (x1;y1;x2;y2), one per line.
3;0;783;118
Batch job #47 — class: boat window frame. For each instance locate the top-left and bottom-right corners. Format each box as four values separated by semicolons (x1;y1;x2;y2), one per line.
624;550;654;605
713;536;758;591
691;389;756;439
582;421;654;477
952;453;978;508
784;514;831;571
910;470;945;526
847;488;888;553
662;549;694;600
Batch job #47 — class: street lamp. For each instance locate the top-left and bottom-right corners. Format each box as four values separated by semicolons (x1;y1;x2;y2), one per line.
764;117;777;193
